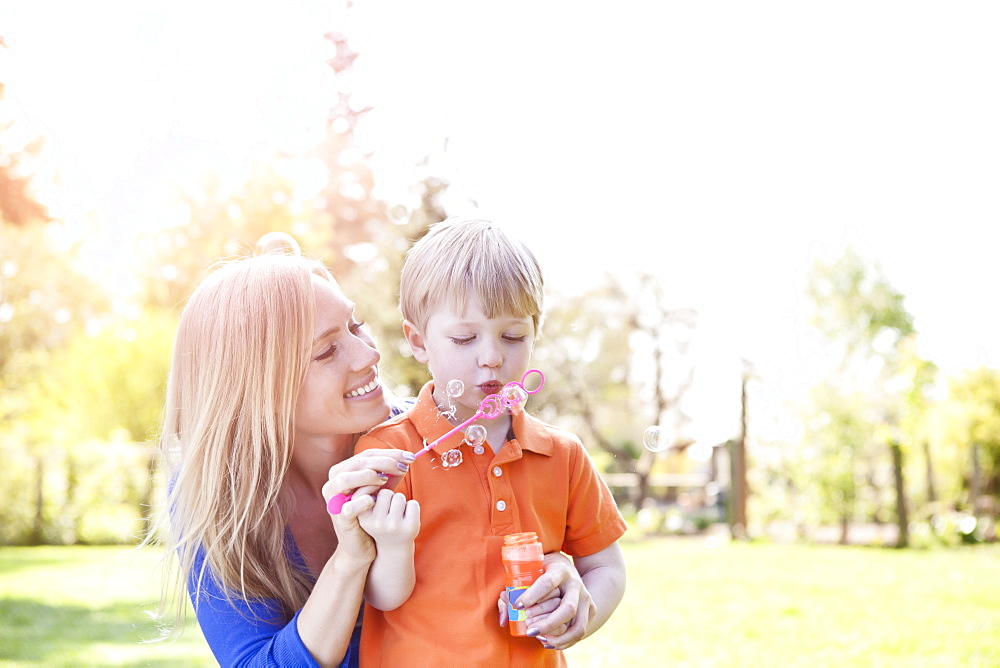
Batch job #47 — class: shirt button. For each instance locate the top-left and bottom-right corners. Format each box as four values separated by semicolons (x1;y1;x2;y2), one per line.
493;466;502;477
496;500;506;511
474;445;485;455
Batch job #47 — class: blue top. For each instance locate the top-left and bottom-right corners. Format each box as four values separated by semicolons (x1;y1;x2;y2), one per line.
186;398;412;667
190;532;361;668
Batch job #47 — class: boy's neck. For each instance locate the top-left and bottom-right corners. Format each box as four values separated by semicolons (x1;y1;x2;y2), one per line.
483;416;512;454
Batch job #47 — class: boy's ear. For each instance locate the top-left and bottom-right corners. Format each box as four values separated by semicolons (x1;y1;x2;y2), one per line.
402;320;430;364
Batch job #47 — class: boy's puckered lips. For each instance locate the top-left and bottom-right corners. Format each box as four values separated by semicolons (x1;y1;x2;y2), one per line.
478;381;502;395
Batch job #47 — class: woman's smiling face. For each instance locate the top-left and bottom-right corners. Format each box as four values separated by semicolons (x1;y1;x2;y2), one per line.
294;275;389;441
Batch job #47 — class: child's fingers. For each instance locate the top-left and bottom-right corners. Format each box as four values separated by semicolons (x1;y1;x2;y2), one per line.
400;499;420;534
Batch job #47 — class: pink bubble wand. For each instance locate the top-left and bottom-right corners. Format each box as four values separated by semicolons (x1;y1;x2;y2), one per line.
327;369;544;515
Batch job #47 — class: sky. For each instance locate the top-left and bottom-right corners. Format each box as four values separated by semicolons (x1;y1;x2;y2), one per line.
2;0;999;444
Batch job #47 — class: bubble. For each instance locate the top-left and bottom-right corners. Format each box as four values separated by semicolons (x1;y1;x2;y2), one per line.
441;449;464;468
446;379;465;398
464;424;487;447
501;385;529;415
643;426;672;453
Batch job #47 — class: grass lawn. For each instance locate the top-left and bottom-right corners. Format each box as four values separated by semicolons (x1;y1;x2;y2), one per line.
1;537;998;666
0;545;210;667
567;536;1000;667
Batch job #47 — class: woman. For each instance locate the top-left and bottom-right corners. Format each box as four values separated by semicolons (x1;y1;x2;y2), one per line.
152;234;594;667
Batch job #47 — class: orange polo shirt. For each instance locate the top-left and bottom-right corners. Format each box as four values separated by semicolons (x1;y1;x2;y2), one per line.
355;382;627;667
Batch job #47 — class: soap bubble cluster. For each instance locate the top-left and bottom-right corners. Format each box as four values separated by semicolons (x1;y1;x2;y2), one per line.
440;379;465;419
441;448;464;468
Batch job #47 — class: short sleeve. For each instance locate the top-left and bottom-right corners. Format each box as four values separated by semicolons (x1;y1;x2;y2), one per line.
562;445;628;557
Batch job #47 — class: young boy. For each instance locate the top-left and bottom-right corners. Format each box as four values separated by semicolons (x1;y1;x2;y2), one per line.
355;217;627;666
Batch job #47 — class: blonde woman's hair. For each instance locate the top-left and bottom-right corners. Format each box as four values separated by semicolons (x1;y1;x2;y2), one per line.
400;216;544;333
151;244;334;633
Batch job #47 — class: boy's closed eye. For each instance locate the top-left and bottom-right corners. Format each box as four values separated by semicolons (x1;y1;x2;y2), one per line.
449;334;528;345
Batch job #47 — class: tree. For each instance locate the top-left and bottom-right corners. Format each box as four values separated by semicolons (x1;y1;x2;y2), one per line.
135;161;329;312
941;368;1000;519
133;28;442;401
805;246;919;545
531;272;697;510
0;83;49;227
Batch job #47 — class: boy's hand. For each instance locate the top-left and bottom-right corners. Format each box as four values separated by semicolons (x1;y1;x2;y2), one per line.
358;488;420;547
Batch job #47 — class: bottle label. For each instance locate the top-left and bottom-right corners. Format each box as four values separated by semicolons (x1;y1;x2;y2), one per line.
506;586;528;622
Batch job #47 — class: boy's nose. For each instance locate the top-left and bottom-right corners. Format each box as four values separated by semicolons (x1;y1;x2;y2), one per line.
478;341;502;368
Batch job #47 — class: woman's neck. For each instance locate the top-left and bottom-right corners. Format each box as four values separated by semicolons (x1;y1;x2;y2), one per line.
287;432;359;500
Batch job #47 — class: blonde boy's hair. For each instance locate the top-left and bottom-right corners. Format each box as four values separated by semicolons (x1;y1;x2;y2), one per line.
400;216;544;333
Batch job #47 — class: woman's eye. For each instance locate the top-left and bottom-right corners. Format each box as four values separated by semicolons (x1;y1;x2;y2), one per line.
315;345;337;361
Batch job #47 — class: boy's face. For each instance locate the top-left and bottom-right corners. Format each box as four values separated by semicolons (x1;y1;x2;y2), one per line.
404;294;535;421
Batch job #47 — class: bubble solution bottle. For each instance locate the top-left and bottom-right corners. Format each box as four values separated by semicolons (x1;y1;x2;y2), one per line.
501;531;545;637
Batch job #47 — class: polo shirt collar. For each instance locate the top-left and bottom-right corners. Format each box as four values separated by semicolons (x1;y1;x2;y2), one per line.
411;381;554;457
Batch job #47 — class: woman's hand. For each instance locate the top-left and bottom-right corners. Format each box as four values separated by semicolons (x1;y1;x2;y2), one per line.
322;448;415;504
497;552;596;650
321;449;416;561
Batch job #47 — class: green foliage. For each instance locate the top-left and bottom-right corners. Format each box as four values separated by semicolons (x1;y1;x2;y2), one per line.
797;247;931;542
804;385;871;526
932;368;1000;500
947;368;1000;464
44;310;175;443
0;436;157;545
806;246;914;364
0;223;106;382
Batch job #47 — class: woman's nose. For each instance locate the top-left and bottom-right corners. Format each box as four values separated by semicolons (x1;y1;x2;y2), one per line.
351;335;380;370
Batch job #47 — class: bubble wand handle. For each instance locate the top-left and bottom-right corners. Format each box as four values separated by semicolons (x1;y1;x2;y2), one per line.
327;370;544;515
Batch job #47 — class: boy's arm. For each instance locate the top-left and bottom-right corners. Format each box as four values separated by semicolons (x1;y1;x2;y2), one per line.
358;488;420;611
569;541;626;639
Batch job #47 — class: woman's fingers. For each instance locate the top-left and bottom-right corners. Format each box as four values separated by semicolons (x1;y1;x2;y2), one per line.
497;591;510;627
336;491;375;520
322;450;415;500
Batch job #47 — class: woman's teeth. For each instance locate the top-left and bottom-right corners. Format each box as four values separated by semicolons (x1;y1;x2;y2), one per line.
346;379;379;398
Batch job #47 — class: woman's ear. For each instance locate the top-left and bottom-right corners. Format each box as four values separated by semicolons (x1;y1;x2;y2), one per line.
402;320;430;364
